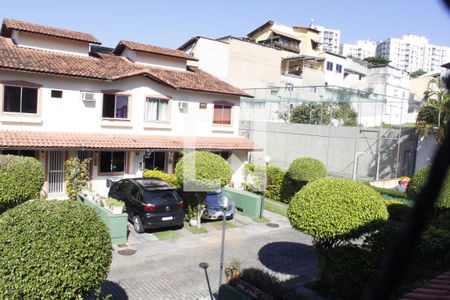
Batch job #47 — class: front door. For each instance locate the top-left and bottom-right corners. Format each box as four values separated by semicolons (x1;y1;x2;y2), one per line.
48;151;65;195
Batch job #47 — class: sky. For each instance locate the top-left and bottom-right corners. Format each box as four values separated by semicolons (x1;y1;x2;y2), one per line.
1;0;450;49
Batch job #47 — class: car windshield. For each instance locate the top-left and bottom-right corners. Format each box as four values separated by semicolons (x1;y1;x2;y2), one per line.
144;189;181;203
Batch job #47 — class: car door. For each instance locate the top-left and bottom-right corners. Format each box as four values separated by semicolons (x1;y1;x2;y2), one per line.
128;184;144;216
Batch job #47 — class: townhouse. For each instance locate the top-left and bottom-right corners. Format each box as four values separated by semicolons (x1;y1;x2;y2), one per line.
0;18;259;197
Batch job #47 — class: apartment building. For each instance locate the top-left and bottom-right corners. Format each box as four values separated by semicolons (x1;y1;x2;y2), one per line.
376;34;450;73
340;40;377;60
312;25;341;54
0;18;259;197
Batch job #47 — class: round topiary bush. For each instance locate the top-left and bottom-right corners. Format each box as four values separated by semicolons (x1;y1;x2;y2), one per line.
0;155;44;213
175;151;232;191
0;200;112;299
287;157;327;184
288;178;388;248
407;166;450;210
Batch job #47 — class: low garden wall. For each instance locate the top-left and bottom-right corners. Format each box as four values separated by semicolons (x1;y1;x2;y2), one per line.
77;193;128;244
223;187;262;218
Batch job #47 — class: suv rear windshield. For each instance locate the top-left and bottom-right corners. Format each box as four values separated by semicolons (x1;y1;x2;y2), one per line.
144;190;181;203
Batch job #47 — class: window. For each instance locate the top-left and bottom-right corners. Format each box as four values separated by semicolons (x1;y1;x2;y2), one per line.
199;103;207;109
102;94;129;119
99;151;125;174
51;90;63;98
326;62;334;71
3;85;38;114
336;64;342;73
144;151;166;171
145;98;169;121
213;104;232;125
1;149;36;157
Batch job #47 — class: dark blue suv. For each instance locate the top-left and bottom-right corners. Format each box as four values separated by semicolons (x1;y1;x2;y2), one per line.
109;178;184;233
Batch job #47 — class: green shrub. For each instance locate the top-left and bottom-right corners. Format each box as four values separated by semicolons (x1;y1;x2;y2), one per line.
0;200;112;299
65;157;90;201
0;155;44;213
384;200;411;221
372;185;408;199
407;166;450;210
104;198;124;207
318;245;375;299
287;157;327;185
239;268;288;299
243;163;286;202
175;151;232;191
280;175;300;203
143;169;180;189
288;178;388;248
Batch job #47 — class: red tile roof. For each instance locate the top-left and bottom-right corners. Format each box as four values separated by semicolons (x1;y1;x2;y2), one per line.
0;37;250;97
0;130;262;151
114;40;197;61
1;18;101;44
401;271;450;300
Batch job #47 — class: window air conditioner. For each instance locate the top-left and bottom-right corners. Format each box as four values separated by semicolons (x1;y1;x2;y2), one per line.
178;101;188;110
81;91;95;102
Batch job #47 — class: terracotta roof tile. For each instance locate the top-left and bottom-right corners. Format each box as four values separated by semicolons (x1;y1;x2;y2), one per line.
114;40;197;61
0;37;250;97
0;130;262;151
1;18;101;44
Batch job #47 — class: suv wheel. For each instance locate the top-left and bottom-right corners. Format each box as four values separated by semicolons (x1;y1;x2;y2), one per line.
133;215;145;233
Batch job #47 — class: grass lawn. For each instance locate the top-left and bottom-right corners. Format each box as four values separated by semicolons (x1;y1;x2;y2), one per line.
152;230;181;240
263;199;288;217
185;223;208;234
211;221;237;230
252;216;270;223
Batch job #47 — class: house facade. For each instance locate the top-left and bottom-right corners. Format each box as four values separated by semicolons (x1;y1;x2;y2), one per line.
0;18;259;197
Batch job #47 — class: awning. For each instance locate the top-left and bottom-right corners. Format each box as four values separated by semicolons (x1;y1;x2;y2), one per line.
0;130;262;151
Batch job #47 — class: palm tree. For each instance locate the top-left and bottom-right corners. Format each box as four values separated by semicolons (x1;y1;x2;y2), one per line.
416;78;450;143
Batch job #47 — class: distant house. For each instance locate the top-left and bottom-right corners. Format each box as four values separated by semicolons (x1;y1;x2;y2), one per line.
0;18;259;197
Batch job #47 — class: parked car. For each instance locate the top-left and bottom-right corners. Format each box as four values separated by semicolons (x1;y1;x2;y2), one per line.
108;178;184;233
202;189;235;220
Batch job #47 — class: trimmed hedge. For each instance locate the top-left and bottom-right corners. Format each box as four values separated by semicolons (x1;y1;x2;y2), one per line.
407;166;450;210
288;178;388;247
243;163;286;202
384;200;410;221
0;200;112;299
0;155;44;213
287;157;327;185
175;151;232;191
143;169;180;189
239;268;287;299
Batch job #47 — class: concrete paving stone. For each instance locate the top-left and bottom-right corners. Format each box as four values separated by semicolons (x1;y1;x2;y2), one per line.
99;212;316;300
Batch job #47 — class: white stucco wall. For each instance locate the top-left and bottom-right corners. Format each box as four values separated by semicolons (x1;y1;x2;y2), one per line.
192;38;230;81
0;70;240;137
11;31;90;56
122;48;187;71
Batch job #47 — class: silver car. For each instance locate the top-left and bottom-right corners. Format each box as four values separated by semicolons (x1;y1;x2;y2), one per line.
202;190;235;220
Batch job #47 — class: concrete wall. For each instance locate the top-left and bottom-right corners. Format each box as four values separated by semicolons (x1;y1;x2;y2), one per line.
192;38;230;81
415;133;439;171
241;121;418;180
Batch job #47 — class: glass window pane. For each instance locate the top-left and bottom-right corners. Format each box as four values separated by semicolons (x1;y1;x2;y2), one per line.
21;87;38;113
2;150;19;155
222;106;232;125
213;104;223;124
102;94;115;118
145;98;158;121
112;152;125;173
20;150;36;157
154;152;166;170
3;86;21;112
115;95;128;119
100;152;112;173
158;100;168;121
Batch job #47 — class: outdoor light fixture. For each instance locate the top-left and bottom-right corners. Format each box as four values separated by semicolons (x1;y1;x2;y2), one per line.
261;155;271;218
218;193;230;287
264;155;271;165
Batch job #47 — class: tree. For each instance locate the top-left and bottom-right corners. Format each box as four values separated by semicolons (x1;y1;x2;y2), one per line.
334;103;358;126
276;111;289;123
411;69;426;78
65;158;90;201
415;78;450;143
363;56;389;67
290;102;331;125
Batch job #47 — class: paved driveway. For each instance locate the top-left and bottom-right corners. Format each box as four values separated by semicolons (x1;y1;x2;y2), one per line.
96;211;317;300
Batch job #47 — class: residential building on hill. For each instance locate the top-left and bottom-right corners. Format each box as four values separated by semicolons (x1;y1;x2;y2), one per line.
0;18;259;197
340;40;377;60
312;25;341;54
376;34;450;73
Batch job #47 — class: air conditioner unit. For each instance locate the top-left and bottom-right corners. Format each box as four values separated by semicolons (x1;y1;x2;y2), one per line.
81;91;95;102
178;101;188;110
